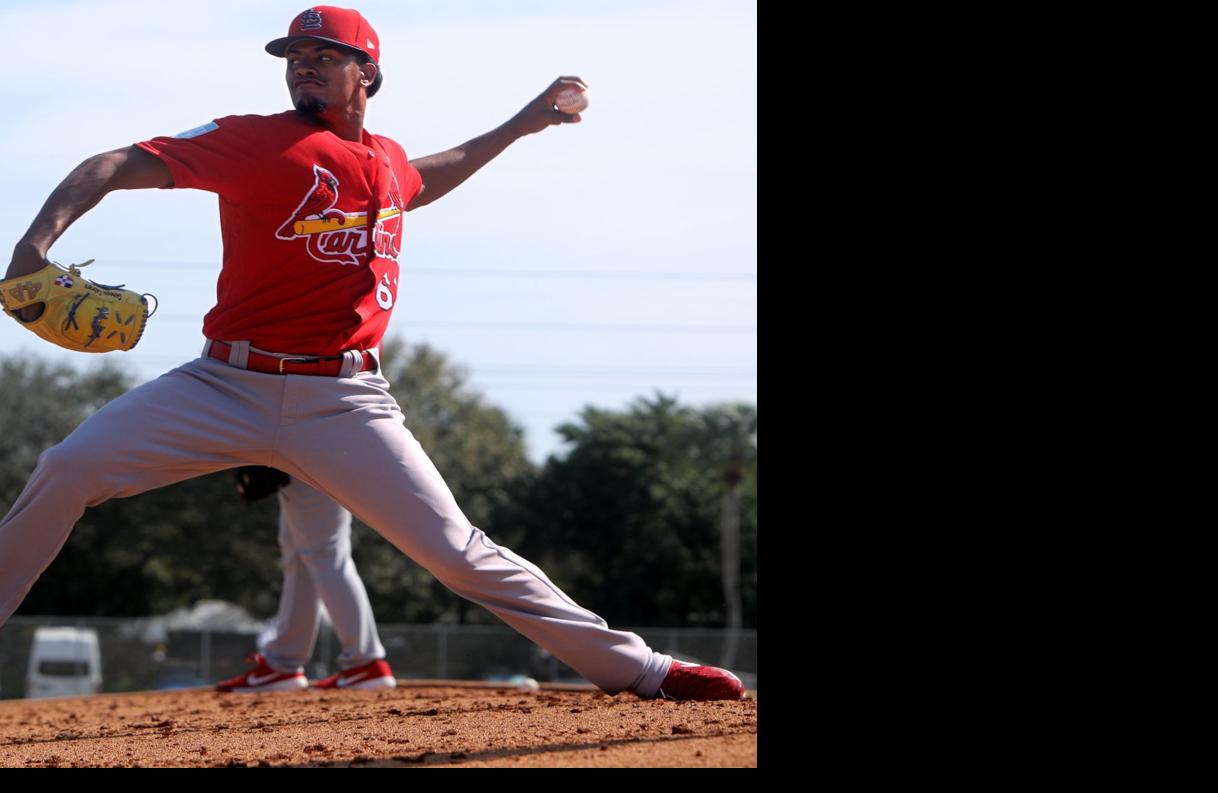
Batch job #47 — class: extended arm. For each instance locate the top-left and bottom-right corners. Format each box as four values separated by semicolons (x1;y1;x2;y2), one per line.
6;145;172;280
406;76;587;211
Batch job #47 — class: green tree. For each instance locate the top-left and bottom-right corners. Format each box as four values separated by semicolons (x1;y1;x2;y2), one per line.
509;394;758;631
0;355;287;616
2;351;757;633
699;404;757;666
0;354;283;615
0;355;133;509
21;469;287;616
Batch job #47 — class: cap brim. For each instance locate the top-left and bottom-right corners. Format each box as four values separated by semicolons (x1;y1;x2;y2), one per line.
266;35;369;58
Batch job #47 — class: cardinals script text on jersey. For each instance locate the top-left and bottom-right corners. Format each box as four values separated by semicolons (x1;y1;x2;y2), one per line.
275;164;405;268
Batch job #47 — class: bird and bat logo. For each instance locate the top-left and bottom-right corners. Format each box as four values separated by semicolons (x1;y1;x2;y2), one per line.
275;164;403;268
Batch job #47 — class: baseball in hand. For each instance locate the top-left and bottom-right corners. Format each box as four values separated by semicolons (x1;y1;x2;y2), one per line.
555;88;589;114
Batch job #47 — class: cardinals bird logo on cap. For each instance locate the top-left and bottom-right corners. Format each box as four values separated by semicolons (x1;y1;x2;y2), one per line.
300;9;323;29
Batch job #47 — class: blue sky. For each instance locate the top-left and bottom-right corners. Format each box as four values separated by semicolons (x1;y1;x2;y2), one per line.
0;0;756;463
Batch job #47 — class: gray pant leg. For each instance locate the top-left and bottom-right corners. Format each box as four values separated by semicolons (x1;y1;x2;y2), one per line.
261;479;385;672
258;501;322;673
0;360;279;624
274;372;672;696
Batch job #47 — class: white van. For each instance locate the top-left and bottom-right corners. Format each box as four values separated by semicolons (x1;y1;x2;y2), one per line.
26;627;103;698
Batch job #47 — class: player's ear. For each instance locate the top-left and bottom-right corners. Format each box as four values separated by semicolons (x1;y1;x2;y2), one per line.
360;62;378;88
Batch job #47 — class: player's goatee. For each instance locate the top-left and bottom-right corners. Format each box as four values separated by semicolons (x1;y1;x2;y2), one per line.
295;96;327;116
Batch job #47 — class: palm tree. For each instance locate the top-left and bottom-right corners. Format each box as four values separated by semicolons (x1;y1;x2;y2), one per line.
702;404;756;669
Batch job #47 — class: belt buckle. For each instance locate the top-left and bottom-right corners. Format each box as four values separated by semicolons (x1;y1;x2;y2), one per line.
277;356;318;374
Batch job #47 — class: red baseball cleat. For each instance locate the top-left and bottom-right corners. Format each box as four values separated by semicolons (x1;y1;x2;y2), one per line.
655;660;746;701
214;653;307;693
311;659;397;690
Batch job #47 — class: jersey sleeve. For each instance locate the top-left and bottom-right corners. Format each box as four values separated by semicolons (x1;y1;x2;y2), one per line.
405;160;423;207
135;115;265;200
384;138;423;207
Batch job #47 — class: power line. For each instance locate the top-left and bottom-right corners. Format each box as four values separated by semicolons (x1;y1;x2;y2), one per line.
405;268;756;281
125;355;756;377
474;364;756;376
116;363;753;392
439;382;757;392
119;366;755;389
85;259;756;281
152;316;756;333
410;320;755;333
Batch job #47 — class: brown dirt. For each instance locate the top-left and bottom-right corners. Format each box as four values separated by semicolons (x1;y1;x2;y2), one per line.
0;682;757;767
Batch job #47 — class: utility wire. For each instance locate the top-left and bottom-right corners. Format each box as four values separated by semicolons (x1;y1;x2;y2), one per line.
152;315;756;333
83;259;756;281
125;354;756;378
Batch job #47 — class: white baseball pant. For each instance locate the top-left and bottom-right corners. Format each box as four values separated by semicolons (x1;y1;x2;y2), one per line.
0;348;673;696
260;478;386;673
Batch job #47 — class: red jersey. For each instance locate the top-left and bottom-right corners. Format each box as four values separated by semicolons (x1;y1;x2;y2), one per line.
136;111;423;355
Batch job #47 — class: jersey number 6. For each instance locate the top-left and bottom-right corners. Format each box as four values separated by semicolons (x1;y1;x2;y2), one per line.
376;272;395;310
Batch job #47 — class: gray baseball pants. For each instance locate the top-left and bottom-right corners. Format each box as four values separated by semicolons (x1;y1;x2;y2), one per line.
261;478;386;674
0;348;673;696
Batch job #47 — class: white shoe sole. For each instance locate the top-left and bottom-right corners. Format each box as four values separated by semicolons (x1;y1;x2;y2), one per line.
336;675;397;690
231;677;309;693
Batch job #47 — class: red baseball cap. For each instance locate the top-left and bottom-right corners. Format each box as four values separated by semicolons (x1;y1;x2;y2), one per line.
266;6;383;97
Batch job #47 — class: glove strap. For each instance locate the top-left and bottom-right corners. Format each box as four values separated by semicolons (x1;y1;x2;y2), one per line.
53;258;95;276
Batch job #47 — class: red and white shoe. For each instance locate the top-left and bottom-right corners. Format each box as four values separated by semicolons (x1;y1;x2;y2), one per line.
214;653;307;693
655;660;745;701
311;659;397;690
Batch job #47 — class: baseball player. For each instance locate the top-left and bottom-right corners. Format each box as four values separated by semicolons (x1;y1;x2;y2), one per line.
0;6;743;701
215;467;395;692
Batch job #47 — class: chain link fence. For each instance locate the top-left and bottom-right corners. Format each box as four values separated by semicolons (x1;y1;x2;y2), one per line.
0;616;756;699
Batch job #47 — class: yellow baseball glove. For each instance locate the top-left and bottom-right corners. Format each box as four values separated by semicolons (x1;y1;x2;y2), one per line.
0;260;156;353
